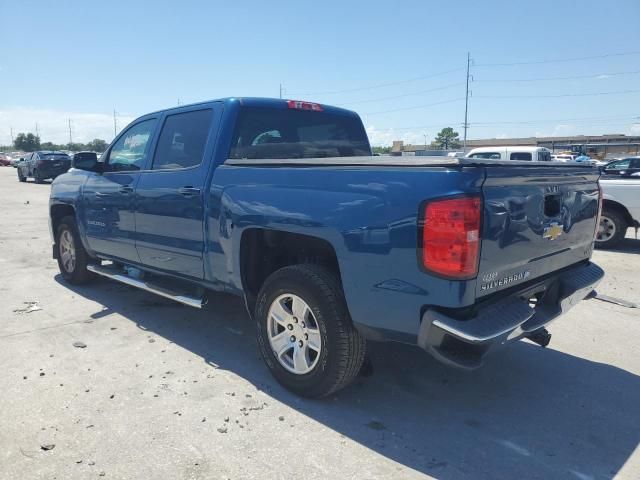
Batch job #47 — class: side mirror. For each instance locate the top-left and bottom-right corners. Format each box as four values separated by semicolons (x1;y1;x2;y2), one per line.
72;151;100;171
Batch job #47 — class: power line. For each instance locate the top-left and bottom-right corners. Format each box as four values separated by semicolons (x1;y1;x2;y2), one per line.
360;97;465;116
472;114;639;126
475;89;640;99
289;67;464;96
477;69;640;83
475;50;640;67
338;81;465;106
364;114;639;131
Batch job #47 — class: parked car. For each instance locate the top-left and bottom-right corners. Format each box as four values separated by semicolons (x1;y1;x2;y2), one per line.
0;153;12;166
600;156;640;177
17;151;71;183
466;146;552;162
49;97;603;397
551;154;576;162
597;177;640;248
11;157;24;167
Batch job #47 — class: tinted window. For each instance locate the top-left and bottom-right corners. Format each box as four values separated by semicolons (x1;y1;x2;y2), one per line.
607;159;630;170
108;119;157;172
152;109;213;170
469;152;501;159
537;151;551;162
631;159;640;168
41;153;70;160
510;152;532;161
229;107;370;159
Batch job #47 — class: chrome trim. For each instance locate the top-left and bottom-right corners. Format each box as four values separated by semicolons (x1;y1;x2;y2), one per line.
87;265;202;309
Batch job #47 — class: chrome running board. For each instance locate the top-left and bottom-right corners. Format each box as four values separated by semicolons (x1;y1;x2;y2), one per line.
87;264;203;309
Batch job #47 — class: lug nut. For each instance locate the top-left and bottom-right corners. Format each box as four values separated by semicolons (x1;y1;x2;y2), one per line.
287;324;293;330
290;336;296;342
301;321;306;328
298;340;304;347
293;317;298;323
304;333;308;340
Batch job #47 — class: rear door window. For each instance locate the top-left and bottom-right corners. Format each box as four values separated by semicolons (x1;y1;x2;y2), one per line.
537;151;551;162
229;107;371;159
151;109;213;170
510;152;532;161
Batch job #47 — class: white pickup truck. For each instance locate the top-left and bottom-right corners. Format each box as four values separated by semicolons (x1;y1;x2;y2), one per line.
597;178;640;248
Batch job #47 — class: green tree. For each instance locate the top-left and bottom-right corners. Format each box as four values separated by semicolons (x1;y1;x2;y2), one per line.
434;127;461;150
86;138;108;152
14;132;41;151
372;146;391;154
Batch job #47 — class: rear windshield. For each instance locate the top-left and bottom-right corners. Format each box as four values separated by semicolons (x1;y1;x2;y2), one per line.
41;153;70;160
229;107;371;159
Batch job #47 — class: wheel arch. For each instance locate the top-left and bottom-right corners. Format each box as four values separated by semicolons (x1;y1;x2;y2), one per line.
239;228;342;314
50;204;77;240
602;199;633;227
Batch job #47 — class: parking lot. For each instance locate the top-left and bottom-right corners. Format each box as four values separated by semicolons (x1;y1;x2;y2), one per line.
0;166;638;479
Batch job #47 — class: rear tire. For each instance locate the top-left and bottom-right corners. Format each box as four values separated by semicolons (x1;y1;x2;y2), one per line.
56;216;93;284
595;208;627;249
34;170;44;184
17;169;26;182
255;264;366;398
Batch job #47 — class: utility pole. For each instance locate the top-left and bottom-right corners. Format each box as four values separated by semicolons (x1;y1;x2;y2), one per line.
10;127;14;147
35;123;40;139
113;109;118;137
68;118;73;148
463;52;471;153
424;134;428;151
279;83;283;99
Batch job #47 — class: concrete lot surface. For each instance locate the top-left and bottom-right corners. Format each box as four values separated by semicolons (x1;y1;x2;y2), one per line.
0;166;638;479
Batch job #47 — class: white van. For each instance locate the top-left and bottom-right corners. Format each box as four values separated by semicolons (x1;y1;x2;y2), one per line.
466;146;552;162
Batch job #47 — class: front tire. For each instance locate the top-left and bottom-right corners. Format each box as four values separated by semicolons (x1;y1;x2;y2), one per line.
56;216;93;284
255;264;366;398
17;169;26;182
595;208;627;249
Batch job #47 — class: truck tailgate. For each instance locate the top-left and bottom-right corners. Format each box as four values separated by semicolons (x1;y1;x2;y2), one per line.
477;164;599;298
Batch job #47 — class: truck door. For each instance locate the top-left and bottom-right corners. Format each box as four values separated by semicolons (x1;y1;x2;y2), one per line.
82;118;158;262
133;105;220;279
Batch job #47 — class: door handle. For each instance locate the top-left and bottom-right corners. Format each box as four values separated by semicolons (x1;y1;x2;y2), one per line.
119;185;134;194
178;186;201;196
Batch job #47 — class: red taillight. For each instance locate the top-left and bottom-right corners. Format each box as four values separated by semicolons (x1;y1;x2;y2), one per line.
421;196;481;279
287;100;323;111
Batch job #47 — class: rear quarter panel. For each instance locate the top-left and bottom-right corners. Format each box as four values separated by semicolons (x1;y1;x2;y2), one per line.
207;165;484;339
601;178;640;222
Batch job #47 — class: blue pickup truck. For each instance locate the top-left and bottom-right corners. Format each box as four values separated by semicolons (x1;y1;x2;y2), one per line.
49;97;604;397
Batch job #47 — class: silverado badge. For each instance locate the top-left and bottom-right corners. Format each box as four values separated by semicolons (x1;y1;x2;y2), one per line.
543;222;564;240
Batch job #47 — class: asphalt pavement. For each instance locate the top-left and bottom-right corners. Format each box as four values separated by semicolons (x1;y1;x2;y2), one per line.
0;166;638;480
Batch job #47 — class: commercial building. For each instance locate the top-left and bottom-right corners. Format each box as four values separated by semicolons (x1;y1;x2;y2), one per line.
393;134;640;159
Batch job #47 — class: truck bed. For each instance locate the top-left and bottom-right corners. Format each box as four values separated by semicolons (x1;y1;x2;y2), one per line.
225;155;599;168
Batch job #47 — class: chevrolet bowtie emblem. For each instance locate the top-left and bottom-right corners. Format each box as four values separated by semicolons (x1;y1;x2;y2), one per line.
543;222;564;240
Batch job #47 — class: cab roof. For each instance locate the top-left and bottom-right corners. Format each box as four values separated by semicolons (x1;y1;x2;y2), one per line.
146;97;359;118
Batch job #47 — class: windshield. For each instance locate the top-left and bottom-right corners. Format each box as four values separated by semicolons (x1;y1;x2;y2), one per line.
229;107;371;159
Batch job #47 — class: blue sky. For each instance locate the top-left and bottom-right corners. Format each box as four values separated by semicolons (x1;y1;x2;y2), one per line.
1;0;639;146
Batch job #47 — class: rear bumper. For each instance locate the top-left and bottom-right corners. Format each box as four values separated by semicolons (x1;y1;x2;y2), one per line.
418;262;604;369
